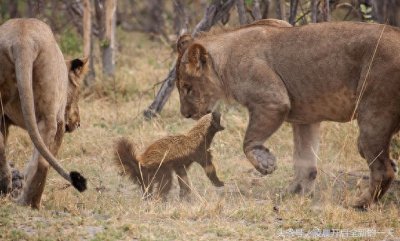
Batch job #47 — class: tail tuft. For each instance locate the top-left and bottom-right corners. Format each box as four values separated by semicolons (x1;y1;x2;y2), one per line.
70;171;87;192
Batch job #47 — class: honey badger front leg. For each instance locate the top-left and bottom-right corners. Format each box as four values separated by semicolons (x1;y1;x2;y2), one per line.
198;151;224;187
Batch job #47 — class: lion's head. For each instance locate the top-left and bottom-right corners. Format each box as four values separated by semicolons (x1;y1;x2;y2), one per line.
65;58;88;133
175;35;224;120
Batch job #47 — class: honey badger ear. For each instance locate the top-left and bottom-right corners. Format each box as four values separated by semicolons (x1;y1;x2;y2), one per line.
177;34;193;55
187;43;208;76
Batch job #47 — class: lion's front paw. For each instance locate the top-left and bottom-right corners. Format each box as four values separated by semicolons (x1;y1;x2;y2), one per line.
288;167;317;195
247;146;277;175
287;179;315;196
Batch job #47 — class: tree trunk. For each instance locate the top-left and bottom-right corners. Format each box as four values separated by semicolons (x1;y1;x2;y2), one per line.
275;0;286;21
262;0;270;19
100;0;117;77
27;0;44;18
322;0;330;22
82;0;96;85
289;0;299;25
8;0;19;18
310;0;317;23
144;0;236;119
253;0;263;20
83;0;91;57
173;0;189;35
236;0;249;25
144;0;166;36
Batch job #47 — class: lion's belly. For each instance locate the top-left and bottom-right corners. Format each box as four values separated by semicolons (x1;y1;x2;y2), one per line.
286;89;357;124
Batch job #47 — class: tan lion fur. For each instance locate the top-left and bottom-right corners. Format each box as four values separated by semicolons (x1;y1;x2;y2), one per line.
175;19;400;209
114;112;224;199
0;18;88;208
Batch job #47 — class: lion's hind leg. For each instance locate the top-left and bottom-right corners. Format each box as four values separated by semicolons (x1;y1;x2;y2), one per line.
354;108;398;209
0;127;11;195
17;119;59;208
0;114;12;195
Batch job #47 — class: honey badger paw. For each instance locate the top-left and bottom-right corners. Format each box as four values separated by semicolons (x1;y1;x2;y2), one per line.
214;180;224;187
246;146;277;175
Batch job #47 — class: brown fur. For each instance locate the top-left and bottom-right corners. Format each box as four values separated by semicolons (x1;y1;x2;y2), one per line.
114;112;224;199
0;19;88;208
176;19;400;208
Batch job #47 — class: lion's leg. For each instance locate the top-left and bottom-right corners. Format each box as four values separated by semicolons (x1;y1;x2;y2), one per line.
18;120;58;208
354;112;398;209
240;65;290;175
0;115;12;195
243;105;289;175
174;165;191;198
50;122;65;156
288;123;320;195
1;115;11;144
198;152;224;187
0;126;11;195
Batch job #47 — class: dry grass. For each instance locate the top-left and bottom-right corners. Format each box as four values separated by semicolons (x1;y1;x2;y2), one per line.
0;30;399;241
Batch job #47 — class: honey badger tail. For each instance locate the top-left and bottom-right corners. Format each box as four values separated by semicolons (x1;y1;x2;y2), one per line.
114;138;143;185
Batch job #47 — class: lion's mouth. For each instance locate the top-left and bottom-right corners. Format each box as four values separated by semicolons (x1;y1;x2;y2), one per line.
65;123;80;133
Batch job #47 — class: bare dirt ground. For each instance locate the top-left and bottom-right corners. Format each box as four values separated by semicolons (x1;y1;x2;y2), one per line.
0;31;399;241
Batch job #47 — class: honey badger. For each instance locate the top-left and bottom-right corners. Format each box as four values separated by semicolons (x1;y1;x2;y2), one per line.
114;112;224;199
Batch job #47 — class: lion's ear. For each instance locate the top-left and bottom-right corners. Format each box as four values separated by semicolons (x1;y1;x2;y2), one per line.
66;57;89;86
187;43;208;76
70;57;89;74
177;34;193;55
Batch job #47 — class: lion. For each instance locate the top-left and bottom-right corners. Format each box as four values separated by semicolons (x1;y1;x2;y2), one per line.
175;19;400;209
0;18;88;208
114;112;224;199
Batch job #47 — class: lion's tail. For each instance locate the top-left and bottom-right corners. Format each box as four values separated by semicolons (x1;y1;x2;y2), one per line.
114;138;146;189
12;41;86;192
